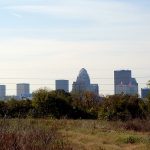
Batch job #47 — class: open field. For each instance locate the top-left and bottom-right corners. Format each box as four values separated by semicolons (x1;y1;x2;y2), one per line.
0;119;150;150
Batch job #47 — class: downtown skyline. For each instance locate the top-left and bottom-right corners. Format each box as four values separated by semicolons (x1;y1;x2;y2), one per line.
0;68;149;97
0;0;150;95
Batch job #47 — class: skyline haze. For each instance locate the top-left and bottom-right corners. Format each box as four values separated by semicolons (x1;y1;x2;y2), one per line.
0;0;150;95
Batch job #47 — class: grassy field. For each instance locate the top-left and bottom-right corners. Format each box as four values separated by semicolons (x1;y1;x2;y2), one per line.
0;119;150;150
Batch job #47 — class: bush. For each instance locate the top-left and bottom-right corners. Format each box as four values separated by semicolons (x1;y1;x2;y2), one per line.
121;136;142;144
99;94;147;121
32;89;97;119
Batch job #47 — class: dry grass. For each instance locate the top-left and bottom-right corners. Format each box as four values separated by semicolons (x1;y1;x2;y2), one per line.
58;120;150;150
0;119;72;150
0;119;150;150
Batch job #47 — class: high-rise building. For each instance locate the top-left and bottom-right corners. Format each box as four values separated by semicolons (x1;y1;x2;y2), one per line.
72;68;99;95
114;70;138;95
114;70;131;94
141;81;150;99
17;83;30;99
141;88;150;99
55;80;69;92
0;85;6;100
72;68;91;93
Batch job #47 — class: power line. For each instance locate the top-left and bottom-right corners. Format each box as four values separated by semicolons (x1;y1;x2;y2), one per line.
0;83;148;85
0;76;149;80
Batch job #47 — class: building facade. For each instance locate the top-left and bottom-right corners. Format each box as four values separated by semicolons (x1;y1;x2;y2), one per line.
55;80;69;92
72;68;99;95
141;88;150;99
16;83;30;99
0;85;6;100
114;70;138;95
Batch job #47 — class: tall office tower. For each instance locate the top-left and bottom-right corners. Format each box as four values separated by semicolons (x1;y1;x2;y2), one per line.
72;68;91;93
130;78;138;95
0;85;6;100
55;80;69;92
114;70;131;94
90;84;99;95
17;83;30;99
72;68;99;95
114;70;138;95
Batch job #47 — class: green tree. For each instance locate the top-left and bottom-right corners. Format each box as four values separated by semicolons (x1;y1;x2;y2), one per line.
32;89;73;118
0;101;7;117
99;94;147;121
7;99;32;118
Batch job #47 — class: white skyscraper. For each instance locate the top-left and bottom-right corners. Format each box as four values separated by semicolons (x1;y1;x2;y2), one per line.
17;83;30;99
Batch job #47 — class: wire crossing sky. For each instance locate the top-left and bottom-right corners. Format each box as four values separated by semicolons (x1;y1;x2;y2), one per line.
0;0;150;95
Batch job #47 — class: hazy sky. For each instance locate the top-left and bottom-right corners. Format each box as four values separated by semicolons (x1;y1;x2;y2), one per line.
0;0;150;95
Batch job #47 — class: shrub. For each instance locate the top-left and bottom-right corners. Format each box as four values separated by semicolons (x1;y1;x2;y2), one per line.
99;94;147;121
121;136;141;144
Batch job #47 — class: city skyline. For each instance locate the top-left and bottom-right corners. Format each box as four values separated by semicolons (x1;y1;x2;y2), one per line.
0;0;150;95
0;68;149;97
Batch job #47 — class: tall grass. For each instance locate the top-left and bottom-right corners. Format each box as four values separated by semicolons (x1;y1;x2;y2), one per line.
0;119;150;150
121;119;150;132
0;119;72;150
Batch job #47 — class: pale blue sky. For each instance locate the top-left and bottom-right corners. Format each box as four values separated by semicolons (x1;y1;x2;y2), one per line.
0;0;150;95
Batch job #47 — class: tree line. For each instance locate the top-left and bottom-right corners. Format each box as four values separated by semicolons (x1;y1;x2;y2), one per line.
0;88;150;120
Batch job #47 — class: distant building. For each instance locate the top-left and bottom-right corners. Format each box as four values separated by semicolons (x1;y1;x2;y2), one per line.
0;85;6;100
72;68;91;93
141;88;150;99
142;81;150;99
114;70;138;95
115;83;138;95
72;68;99;95
91;84;99;95
55;80;69;92
17;83;30;99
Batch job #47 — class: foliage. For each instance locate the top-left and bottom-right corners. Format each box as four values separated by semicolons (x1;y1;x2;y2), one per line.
0;89;150;120
7;99;32;118
99;94;147;121
31;89;96;119
120;135;142;144
71;91;101;118
0;101;7;117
